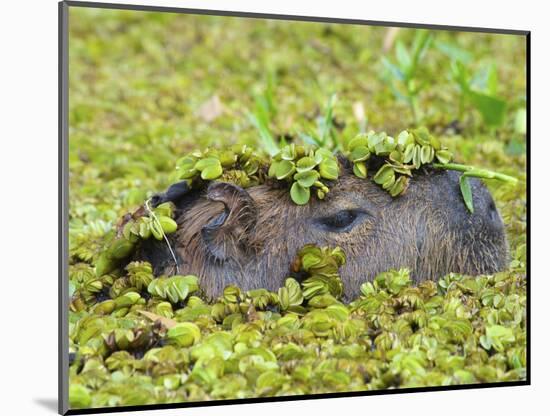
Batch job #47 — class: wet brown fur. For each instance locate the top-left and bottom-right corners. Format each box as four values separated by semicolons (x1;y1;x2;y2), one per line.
140;159;508;300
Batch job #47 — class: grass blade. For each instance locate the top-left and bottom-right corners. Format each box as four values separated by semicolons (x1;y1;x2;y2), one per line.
459;174;474;213
248;112;280;157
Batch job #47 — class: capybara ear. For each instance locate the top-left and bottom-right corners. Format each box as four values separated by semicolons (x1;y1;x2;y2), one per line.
150;180;191;207
201;182;258;261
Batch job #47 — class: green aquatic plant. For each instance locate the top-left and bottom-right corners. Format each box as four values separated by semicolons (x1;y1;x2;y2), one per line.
156;127;517;213
299;93;342;151
278;278;304;312
344;127;517;212
148;275;200;304
94;202;178;277
450;60;507;128
70;128;526;407
175;144;268;187
382;31;433;122
248;71;281;157
68;243;526;408
166;322;202;347
292;244;346;300
268;144;339;204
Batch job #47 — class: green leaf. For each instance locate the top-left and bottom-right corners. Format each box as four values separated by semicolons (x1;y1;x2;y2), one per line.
373;165;395;185
436;149;453;164
389;150;404;163
201;163;223;180
150;218;164;240
195;157;223;180
243;159;259;176
194;157;219;171
373;136;396;155
389;176;409;197
412;145;422;168
109;238;135;260
69;384;91;408
167;322;201;347
479;334;492;350
316;189;326;200
176;156;196;170
290;182;310;205
178;167;197;180
349;145;370;162
382;57;405;82
395;41;412;75
353;161;367;178
247;112;280;157
367;132;384;151
296;157;317;173
429;135;441;151
281;144;296;160
274;160;295;180
411;31;433;72
158;216;177;234
347;135;368;150
138;220;151;238
486;64;498;96
403;143;415;163
451;60;470;92
413;127;431;145
299;132;323;147
387;269;412;294
459;174;474;213
294;170;320;188
315;147;334;159
319;159;339;180
382;174;396;190
420;145;432;164
397;130;412;147
320;93;337;147
153;202;174;217
467;91;507;127
435;40;472;63
95;253;116;277
301;252;322;270
471;64;498;96
218;150;237;167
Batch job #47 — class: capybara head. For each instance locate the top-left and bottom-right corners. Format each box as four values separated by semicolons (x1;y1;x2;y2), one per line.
140;157;508;300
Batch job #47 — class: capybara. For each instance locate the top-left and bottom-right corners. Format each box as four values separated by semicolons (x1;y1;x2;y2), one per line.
139;157;508;300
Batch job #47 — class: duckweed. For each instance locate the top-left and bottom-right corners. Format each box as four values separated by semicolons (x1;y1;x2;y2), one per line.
69;240;527;408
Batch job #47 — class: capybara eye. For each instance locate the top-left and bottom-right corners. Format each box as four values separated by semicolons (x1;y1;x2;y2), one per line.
315;209;366;232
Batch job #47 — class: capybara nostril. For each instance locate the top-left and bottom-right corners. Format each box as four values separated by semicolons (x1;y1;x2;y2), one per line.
477;186;504;231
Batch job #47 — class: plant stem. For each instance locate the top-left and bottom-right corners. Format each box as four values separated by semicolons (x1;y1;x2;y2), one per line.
432;163;518;184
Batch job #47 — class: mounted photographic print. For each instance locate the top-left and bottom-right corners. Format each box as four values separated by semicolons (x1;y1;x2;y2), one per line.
59;1;529;414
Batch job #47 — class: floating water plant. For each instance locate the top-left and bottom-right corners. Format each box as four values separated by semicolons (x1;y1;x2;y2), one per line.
156;127;517;214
